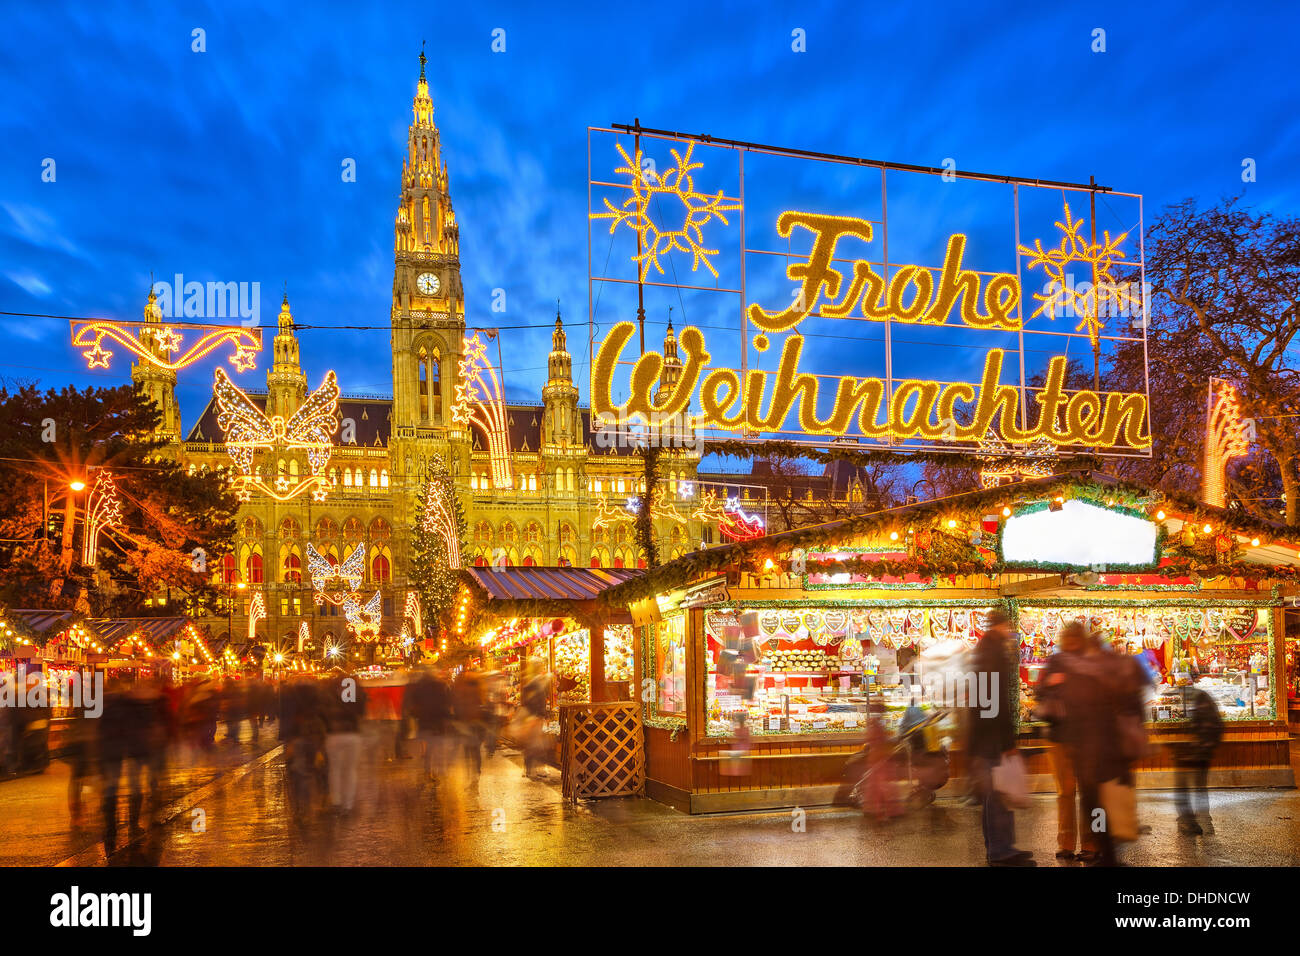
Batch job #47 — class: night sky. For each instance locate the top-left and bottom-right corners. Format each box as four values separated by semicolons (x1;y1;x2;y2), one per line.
1;1;1295;434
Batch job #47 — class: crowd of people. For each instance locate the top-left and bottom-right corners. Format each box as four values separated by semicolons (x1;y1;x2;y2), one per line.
967;611;1223;866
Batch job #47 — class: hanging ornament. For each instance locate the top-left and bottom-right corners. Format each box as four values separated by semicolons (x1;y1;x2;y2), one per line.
780;612;802;635
822;609;848;634
758;610;781;638
1214;533;1232;556
802;610;823;632
914;529;933;552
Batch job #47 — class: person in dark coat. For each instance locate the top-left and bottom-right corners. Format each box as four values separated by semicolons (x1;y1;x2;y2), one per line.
1037;621;1097;862
1054;632;1147;865
1174;687;1223;835
405;668;453;783
966;608;1034;866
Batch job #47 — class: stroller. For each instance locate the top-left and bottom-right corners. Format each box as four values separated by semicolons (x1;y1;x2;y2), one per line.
839;709;950;813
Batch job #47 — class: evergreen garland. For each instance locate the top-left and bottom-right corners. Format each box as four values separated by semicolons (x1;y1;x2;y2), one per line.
636;445;661;569
601;470;1300;606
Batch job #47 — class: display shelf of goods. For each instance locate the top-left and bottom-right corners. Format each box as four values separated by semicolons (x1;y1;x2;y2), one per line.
604;629;634;682
554;632;591;704
760;647;843;673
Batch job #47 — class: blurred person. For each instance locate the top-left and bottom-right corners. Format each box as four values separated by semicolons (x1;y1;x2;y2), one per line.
63;702;95;827
519;670;552;778
405;667;453;784
452;669;487;777
483;673;506;757
284;678;326;818
323;673;367;814
1037;621;1097;863
0;670;13;775
246;676;268;742
967;608;1035;866
861;699;902;820
122;676;169;832
1055;630;1147;866
221;678;248;745
1174;686;1223;835
97;679;130;853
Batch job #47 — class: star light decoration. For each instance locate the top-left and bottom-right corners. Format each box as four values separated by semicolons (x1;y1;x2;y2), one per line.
212;366;340;501
247;591;266;645
404;591;423;639
420;476;462;569
452;332;514;489
592;141;741;280
71;306;261;373
80;470;122;566
1017;202;1144;349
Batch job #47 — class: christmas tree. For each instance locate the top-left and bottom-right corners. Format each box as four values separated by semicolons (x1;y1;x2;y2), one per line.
407;455;467;640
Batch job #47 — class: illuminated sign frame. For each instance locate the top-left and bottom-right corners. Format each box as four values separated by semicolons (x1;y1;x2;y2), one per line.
586;125;1152;458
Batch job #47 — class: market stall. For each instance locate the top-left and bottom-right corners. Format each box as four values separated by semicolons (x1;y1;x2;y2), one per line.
605;471;1300;813
460;566;645;799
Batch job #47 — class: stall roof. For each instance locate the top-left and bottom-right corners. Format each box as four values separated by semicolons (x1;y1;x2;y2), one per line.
464;567;641;603
602;469;1300;603
4;609;81;633
87;617;196;648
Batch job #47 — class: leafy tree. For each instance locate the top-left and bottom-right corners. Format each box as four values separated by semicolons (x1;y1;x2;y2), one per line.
0;382;239;613
1108;198;1299;521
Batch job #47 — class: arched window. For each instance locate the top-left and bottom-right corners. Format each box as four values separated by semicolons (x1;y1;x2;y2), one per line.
418;348;430;421
369;469;379;488
343;469;354;487
246;551;264;584
430;351;441;420
283;551;302;583
219;553;237;585
289;459;299;479
380;469;389;488
500;522;518;548
371;553;391;583
524;522;542;545
523;555;535;567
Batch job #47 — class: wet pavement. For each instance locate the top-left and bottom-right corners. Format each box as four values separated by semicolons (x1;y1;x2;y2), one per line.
8;721;1294;866
0;722;281;867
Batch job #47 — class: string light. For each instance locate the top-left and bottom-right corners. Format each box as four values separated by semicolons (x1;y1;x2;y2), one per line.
71;318;261;373
306;541;363;606
344;590;383;642
212;366;340;501
247;591;266;645
720;496;764;541
592;324;1150;449
748;214;1021;334
451;333;514;489
1202;379;1253;508
419;471;462;568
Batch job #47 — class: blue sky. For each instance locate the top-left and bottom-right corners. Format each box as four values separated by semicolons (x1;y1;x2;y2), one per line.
1;0;1296;431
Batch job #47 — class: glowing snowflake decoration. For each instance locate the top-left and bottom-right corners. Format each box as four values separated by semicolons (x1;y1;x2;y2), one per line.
1018;203;1143;349
592;141;741;280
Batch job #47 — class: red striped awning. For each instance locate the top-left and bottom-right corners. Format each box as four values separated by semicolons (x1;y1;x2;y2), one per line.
463;567;641;603
86;617;195;649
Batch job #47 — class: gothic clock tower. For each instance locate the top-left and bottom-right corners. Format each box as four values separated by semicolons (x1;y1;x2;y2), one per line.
390;51;470;487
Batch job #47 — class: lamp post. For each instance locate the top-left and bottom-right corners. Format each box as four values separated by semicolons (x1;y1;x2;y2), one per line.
227;580;247;649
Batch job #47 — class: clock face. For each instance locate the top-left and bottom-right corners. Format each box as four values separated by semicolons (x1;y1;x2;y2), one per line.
416;272;440;295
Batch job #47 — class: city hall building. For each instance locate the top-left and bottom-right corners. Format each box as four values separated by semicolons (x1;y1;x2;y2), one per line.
127;57;702;650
